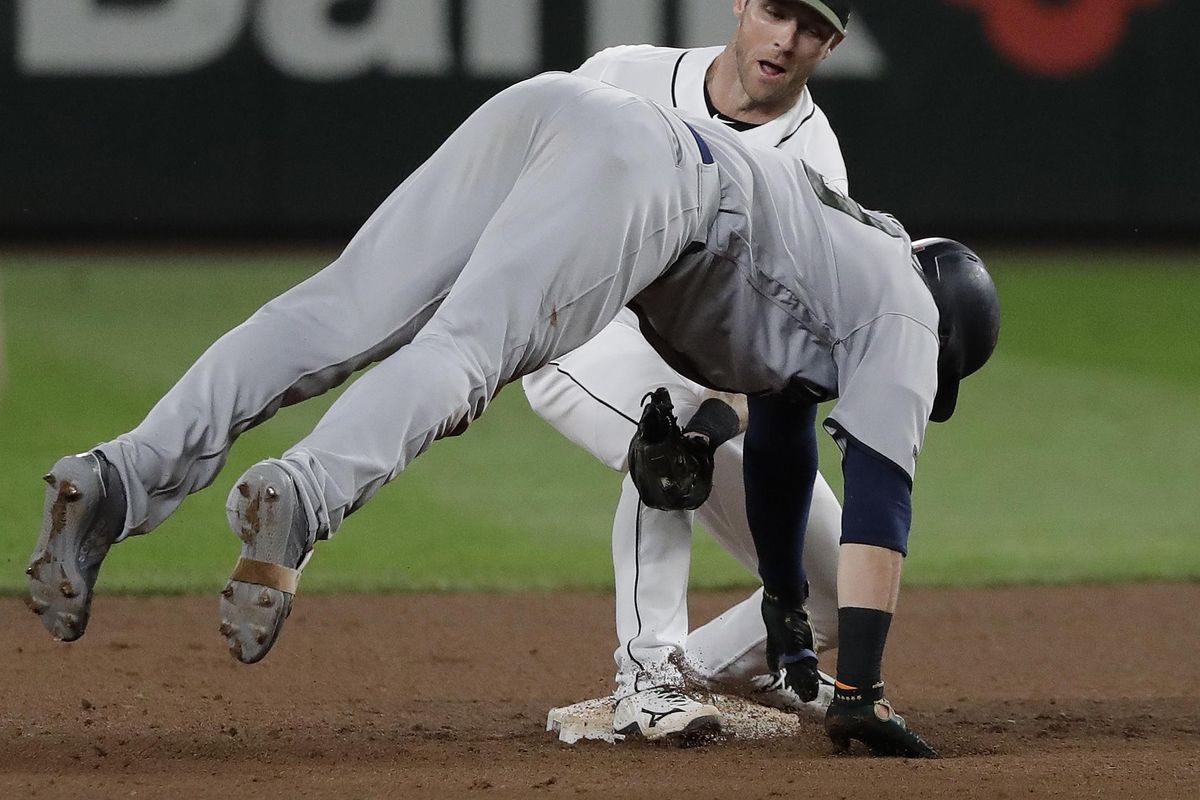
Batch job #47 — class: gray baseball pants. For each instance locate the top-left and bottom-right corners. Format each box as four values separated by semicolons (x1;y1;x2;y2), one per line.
97;73;720;540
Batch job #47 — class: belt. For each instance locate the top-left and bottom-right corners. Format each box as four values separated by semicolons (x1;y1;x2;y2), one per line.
683;122;714;165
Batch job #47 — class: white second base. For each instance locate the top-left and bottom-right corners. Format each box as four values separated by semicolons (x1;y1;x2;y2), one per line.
546;693;807;744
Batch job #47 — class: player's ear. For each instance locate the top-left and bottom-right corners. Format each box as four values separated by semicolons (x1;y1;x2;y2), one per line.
823;33;845;58
733;0;749;19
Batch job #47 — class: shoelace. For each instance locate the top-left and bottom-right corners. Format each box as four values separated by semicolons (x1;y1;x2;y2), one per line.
763;673;786;691
650;686;694;704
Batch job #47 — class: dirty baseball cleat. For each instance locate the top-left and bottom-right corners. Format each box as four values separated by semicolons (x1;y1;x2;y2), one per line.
219;462;314;664
825;696;939;758
761;590;821;702
26;451;126;642
750;668;835;720
612;685;722;743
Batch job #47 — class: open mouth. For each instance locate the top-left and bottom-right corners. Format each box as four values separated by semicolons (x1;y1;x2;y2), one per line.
758;60;786;78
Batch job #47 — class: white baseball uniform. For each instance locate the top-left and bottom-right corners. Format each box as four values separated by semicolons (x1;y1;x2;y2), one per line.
520;46;850;693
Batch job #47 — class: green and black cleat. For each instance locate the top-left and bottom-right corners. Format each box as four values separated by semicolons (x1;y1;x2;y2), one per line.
825;698;939;758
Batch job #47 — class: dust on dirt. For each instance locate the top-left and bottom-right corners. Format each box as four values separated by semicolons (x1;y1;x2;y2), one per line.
1;585;1197;799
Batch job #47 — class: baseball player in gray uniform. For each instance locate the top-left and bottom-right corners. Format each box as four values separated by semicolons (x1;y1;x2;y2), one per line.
523;0;850;730
27;68;998;757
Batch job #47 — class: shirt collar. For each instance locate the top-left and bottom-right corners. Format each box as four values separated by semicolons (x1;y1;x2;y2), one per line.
673;46;815;149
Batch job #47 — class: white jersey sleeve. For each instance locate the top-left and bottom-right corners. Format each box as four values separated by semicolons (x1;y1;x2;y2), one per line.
785;103;849;195
573;45;664;84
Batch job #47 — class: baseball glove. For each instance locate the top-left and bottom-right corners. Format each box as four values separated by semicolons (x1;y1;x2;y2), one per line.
627;388;715;511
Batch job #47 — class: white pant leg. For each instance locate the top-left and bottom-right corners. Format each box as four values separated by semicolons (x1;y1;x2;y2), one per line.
526;316;715;690
686;443;842;680
523;309;701;472
611;473;696;694
281;78;716;535
525;290;844;688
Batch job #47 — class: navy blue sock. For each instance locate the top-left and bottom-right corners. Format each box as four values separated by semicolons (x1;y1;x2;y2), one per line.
834;607;892;704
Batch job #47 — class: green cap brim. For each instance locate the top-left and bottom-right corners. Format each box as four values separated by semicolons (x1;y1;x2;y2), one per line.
798;1;847;35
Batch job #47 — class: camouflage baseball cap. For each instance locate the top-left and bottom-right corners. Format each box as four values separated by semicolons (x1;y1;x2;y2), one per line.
795;0;851;35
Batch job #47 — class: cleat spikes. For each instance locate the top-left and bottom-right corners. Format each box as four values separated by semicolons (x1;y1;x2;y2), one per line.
222;462;311;665
221;583;235;599
219;621;236;637
25;595;49;615
28;454;127;644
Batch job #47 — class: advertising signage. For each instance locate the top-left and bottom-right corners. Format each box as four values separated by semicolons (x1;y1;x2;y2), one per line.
2;1;1196;239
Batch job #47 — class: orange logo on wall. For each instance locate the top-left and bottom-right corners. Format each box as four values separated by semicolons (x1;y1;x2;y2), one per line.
949;0;1164;78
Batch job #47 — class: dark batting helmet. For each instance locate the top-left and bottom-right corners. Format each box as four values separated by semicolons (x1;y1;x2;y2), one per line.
913;238;1001;422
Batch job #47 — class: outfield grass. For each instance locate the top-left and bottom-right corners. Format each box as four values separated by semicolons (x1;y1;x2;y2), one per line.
0;249;1197;594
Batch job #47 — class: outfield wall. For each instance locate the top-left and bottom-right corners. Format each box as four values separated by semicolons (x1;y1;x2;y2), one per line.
2;1;1197;240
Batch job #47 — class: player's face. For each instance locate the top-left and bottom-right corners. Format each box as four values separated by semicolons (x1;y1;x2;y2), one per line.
731;0;842;108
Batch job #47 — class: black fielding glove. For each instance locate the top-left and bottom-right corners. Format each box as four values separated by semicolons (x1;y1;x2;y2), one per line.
627;388;715;511
761;590;821;702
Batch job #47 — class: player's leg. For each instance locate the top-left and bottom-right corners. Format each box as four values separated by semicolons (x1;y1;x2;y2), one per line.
523;312;709;689
27;74;596;642
691;437;842;653
275;98;711;538
523;309;692;472
684;439;841;712
609;375;705;695
96;83;553;540
525;321;727;737
219;85;718;663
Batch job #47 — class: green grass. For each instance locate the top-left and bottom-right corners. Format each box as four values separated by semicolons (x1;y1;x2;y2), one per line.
0;249;1197;594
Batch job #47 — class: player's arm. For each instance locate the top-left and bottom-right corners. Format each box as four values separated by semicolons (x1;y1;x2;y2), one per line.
819;316;940;757
742;393;829;700
804;106;849;194
742;393;819;607
572;44;649;82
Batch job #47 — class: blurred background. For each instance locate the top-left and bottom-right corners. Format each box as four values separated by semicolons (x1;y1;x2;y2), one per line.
0;1;1197;594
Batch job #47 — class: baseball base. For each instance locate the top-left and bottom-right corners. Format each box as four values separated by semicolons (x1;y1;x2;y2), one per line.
546;693;808;744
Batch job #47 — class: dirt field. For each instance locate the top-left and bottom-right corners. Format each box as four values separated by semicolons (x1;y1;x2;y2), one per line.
2;585;1197;799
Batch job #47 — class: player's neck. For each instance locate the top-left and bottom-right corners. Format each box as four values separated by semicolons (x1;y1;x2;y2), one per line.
706;50;804;126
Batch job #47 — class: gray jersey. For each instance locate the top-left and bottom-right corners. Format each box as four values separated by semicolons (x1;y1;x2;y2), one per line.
631;114;940;480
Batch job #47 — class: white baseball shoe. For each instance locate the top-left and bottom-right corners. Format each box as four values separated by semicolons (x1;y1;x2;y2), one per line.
612;685;722;742
750;668;836;720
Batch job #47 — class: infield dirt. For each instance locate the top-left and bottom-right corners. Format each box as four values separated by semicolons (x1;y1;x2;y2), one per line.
2;585;1197;799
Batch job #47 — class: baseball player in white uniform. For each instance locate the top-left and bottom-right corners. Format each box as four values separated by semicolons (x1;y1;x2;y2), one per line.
27;63;998;757
523;0;849;724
